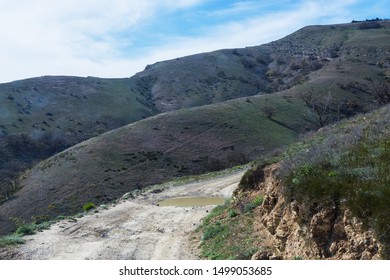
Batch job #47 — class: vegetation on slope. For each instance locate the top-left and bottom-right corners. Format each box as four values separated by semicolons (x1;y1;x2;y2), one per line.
196;199;259;259
0;92;301;235
0;76;158;201
198;104;390;259
280;104;390;258
1;21;390;237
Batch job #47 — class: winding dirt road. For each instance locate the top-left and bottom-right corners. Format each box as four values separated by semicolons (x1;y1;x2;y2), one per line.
0;171;245;260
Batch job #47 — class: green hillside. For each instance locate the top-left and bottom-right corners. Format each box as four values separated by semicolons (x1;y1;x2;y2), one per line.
0;92;303;235
0;21;390;236
0;76;157;138
198;103;390;259
0;76;158;195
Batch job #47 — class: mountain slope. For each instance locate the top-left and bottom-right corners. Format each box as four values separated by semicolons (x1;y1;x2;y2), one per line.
0;76;158;198
0;92;302;235
2;20;389;193
0;76;158;138
1;20;390;236
133;20;390;112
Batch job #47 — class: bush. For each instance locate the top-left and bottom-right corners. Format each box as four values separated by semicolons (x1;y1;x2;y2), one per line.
15;224;36;236
241;196;264;214
283;132;390;257
253;196;264;207
82;202;96;212
239;165;265;190
228;209;238;218
202;222;227;241
0;235;25;247
32;215;50;224
35;222;51;232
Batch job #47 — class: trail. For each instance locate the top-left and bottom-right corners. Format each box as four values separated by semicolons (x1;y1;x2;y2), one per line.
0;171;245;260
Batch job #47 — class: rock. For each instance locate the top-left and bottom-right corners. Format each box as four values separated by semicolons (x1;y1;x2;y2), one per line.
251;251;271;260
251;163;383;260
150;189;163;194
157;228;165;233
269;254;283;260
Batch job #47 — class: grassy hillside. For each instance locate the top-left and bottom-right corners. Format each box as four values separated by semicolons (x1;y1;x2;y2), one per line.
0;92;305;235
1;21;390;235
198;103;390;259
279;104;390;258
0;76;158;200
131;21;390;113
0;76;157;138
2;20;389;189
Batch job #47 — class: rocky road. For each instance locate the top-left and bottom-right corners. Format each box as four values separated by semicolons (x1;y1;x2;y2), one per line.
0;171;245;260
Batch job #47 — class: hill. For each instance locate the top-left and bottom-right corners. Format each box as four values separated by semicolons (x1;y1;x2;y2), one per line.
0;76;158;198
2;20;389;195
0;93;302;235
1;21;390;235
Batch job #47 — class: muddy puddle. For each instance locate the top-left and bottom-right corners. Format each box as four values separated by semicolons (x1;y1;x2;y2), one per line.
157;196;226;207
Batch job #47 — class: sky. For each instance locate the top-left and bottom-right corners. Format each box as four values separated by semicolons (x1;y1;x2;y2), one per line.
0;0;389;83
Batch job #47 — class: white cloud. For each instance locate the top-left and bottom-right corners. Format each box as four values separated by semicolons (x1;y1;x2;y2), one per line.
130;0;360;65
0;0;380;83
0;0;212;82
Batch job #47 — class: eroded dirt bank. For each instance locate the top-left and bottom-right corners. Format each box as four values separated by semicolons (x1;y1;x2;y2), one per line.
245;164;382;260
0;171;245;260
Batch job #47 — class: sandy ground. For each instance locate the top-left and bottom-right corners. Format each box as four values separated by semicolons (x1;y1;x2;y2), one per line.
0;171;245;260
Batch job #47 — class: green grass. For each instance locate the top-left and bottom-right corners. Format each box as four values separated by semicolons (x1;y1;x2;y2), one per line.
198;199;258;260
82;202;96;212
279;104;390;258
0;76;157;137
15;224;36;236
285;136;390;252
0;220;52;248
0;235;25;247
199;104;390;259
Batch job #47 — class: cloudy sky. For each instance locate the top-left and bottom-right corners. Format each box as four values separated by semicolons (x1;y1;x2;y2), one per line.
0;0;388;83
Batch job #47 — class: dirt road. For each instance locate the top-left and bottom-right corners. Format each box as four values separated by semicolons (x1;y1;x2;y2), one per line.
0;171;245;260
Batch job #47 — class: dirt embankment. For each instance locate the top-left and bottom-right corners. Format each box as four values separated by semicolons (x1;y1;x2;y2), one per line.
0;171;245;260
247;164;382;260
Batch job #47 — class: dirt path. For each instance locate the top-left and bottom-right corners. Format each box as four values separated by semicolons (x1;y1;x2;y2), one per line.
1;171;245;260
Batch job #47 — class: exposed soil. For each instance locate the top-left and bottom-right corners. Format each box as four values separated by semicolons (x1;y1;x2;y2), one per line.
0;171;245;260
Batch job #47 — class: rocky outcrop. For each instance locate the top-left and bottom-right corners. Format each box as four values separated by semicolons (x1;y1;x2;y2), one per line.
248;164;382;260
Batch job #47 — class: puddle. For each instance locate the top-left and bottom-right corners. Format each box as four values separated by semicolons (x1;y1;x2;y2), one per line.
158;196;226;207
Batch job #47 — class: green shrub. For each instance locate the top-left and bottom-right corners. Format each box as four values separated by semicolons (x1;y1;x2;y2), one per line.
202;222;227;241
35;222;51;231
56;215;67;221
202;200;230;225
228;209;238;218
241;196;264;214
15;224;36;236
243;203;255;213
284;135;390;257
253;196;264;207
82;202;96;212
0;235;25;247
32;215;50;224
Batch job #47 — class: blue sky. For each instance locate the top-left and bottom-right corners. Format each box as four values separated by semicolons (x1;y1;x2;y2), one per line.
0;0;389;83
